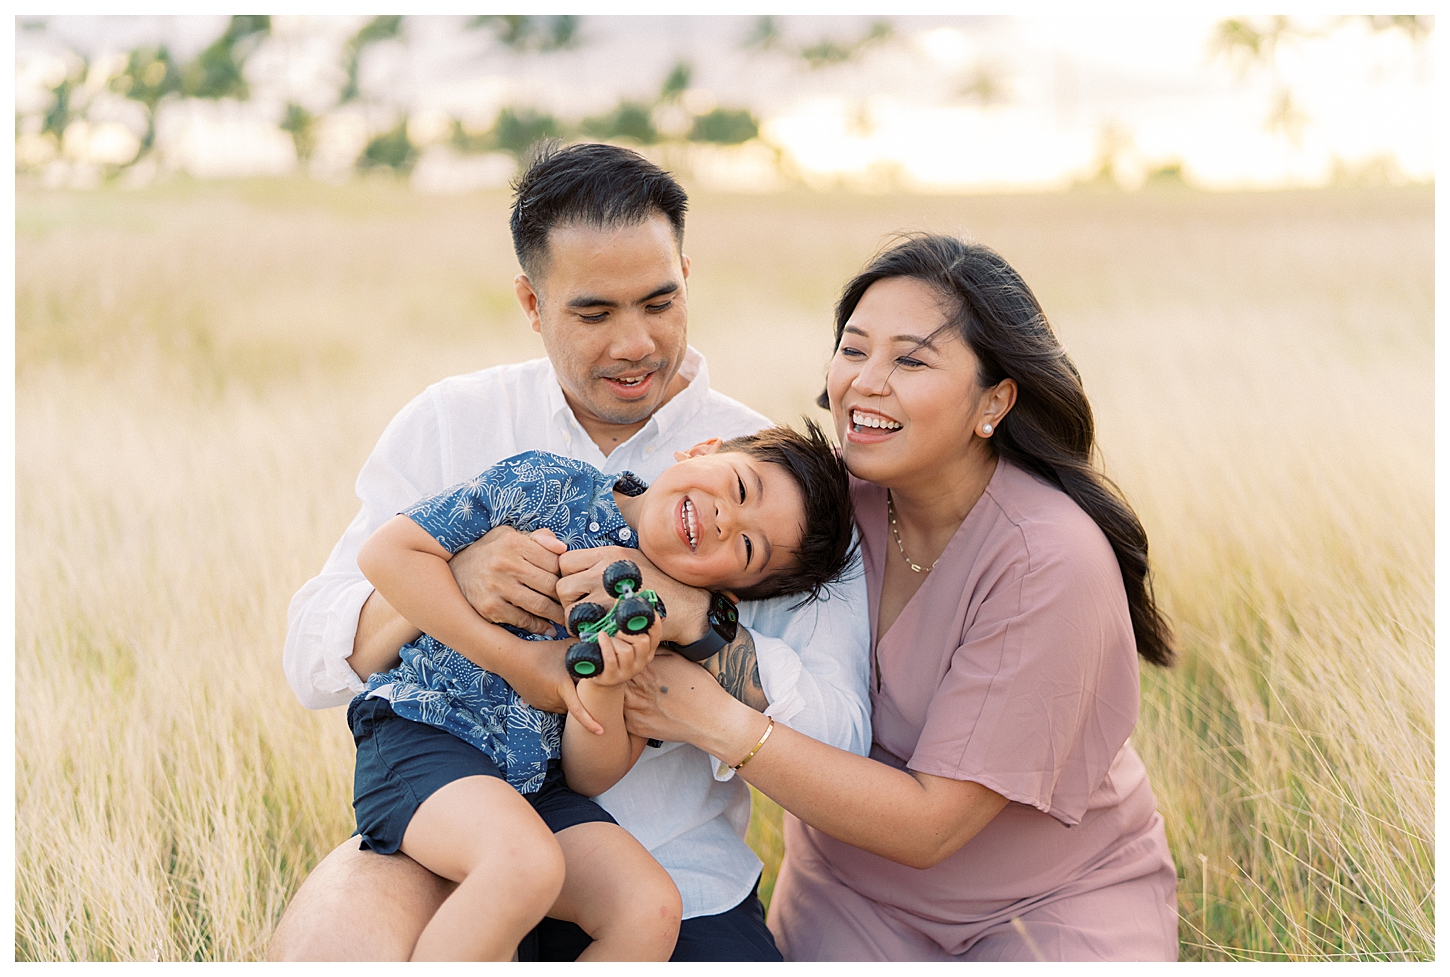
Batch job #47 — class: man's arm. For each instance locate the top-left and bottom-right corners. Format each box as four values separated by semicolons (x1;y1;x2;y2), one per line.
740;553;872;755
284;383;581;710
702;629;767;713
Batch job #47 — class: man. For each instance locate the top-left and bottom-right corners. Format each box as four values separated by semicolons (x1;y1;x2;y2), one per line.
270;142;870;961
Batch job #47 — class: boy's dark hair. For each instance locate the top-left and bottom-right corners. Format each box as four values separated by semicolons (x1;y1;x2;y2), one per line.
719;419;857;606
510;140;689;279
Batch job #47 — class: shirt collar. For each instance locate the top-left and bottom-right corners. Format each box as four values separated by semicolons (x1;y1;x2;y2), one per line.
543;346;713;461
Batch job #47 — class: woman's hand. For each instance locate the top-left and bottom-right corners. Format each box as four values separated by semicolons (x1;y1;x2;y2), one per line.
622;650;746;747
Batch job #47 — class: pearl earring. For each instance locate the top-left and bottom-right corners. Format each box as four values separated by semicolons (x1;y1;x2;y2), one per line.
982;423;994;435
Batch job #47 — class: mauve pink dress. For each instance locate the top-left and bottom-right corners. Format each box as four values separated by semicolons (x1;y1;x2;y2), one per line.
768;459;1178;961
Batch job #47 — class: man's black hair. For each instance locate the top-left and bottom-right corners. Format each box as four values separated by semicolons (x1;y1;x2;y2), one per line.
718;419;858;606
510;140;689;279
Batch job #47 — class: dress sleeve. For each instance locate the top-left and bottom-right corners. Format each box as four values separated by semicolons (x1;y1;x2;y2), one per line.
905;542;1140;827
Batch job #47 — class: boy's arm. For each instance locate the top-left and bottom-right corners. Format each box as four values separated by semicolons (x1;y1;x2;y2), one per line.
357;515;511;670
561;630;657;797
358;515;602;733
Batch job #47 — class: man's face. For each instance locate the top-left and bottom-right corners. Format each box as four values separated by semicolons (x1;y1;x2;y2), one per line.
516;215;690;441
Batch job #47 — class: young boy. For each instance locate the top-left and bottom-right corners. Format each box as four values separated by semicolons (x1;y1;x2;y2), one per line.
349;420;855;961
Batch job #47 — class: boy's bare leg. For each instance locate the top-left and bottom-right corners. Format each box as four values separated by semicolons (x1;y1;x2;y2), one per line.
266;836;454;961
401;775;567;961
549;821;683;961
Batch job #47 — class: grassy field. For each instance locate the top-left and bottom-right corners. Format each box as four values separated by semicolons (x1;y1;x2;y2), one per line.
14;176;1433;961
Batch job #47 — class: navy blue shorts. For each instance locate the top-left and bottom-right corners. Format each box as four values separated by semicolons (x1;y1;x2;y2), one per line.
517;877;782;962
348;695;616;855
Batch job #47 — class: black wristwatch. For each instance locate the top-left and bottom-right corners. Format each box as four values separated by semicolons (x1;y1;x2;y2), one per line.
667;591;739;662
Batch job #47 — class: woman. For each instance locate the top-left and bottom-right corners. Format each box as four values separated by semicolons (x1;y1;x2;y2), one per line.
623;235;1179;961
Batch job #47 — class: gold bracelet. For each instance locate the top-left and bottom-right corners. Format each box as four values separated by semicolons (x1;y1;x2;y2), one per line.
731;718;775;771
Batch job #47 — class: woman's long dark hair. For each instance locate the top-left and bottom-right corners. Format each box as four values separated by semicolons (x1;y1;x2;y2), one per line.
820;234;1174;667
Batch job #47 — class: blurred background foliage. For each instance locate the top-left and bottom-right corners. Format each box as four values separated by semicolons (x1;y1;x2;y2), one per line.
14;14;1433;191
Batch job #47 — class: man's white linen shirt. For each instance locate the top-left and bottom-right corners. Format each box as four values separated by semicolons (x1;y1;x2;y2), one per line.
284;347;871;919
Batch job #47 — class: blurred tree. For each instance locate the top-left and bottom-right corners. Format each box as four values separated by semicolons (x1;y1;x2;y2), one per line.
492;106;564;157
581;101;657;144
1366;14;1433;40
742;16;783;52
470;15;581;53
801;20;892;69
1084;120;1134;188
110;47;183;156
1211;16;1432;145
358;118;417;174
280;102;317;163
181;15;270;100
744;17;893;70
688;107;758;145
42;59;86;140
957;62;1013;107
1210;17;1294;75
449;118;494;154
660;61;692;102
340;15;404;105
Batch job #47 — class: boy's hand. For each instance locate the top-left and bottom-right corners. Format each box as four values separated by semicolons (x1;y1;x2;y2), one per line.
558;547;710;646
590;624;662;688
505;638;604;735
451;526;567;635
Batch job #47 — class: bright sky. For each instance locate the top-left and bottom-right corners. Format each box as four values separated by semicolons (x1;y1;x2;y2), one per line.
14;13;1436;191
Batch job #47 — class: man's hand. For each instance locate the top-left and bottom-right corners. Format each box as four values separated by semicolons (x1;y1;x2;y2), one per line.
505;637;604;735
450;526;567;636
558;546;710;646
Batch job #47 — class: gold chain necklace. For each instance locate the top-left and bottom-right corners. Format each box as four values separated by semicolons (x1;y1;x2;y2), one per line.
887;491;938;573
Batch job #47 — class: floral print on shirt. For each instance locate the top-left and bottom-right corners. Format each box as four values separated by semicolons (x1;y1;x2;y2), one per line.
362;451;640;794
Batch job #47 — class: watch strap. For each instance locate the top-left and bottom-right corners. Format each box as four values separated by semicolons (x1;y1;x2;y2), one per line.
668;591;738;662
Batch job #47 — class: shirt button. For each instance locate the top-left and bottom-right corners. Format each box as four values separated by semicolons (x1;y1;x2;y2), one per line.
645;445;656;455
619;527;632;540
589;522;600;532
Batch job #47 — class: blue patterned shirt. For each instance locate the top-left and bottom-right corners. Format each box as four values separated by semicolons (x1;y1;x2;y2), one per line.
362;451;640;793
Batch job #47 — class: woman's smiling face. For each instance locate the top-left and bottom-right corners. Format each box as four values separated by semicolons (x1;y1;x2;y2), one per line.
826;277;988;489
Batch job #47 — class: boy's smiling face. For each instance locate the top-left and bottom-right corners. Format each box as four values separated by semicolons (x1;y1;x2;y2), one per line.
621;441;804;595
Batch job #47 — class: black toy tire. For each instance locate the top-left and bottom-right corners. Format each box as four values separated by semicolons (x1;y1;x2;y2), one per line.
615;596;655;634
602;560;643;598
567;601;609;637
565;641;604;679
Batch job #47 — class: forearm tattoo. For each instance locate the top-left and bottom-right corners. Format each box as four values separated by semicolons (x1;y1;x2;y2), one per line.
710;628;768;713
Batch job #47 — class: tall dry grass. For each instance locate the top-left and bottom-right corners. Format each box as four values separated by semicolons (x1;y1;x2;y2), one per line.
14;177;1432;960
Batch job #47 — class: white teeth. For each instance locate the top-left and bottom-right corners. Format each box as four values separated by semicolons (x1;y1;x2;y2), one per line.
682;499;698;548
852;410;902;430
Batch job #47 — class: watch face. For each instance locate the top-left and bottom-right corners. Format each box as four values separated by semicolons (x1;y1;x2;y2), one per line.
713;594;739;639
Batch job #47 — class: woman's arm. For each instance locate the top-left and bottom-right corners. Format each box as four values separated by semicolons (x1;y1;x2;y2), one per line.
561;631;656;797
624;653;1008;869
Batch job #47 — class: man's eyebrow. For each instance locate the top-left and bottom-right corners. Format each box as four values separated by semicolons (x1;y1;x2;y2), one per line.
567;281;679;310
567;294;617;309
638;282;680;305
